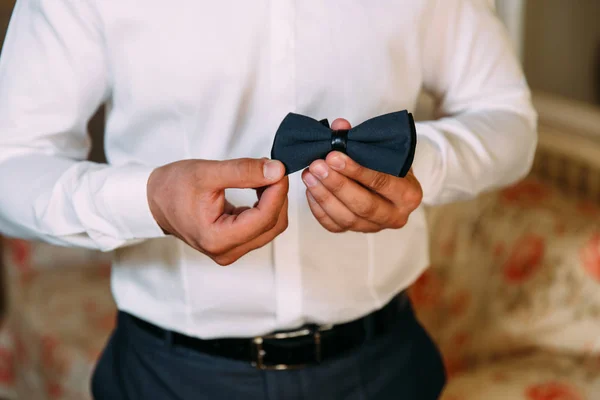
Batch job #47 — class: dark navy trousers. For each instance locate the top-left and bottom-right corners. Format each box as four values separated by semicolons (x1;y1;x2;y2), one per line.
91;302;446;400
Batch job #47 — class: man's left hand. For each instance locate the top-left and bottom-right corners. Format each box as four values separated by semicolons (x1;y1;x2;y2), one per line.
301;118;422;233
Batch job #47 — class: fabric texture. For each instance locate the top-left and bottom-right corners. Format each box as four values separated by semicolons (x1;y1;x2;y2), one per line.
416;178;600;373
0;0;537;338
0;241;114;399
1;177;600;399
90;309;445;400
270;111;416;177
442;353;600;400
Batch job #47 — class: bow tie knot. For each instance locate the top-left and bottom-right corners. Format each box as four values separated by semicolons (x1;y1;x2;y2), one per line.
270;110;416;177
330;129;349;153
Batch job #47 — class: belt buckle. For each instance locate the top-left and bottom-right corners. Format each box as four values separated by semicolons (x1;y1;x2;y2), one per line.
251;325;333;370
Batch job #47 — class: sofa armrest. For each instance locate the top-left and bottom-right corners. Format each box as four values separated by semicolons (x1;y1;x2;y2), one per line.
413;177;600;377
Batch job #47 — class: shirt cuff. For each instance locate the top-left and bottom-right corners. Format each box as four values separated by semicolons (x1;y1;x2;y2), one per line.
412;122;446;205
100;164;166;240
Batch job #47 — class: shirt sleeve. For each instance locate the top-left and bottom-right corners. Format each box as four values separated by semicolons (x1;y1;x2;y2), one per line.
412;0;538;206
0;0;165;251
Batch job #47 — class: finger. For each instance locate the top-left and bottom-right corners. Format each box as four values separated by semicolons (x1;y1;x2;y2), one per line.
210;158;286;189
331;118;352;130
210;198;289;266
252;186;265;208
208;177;289;252
223;200;236;214
256;186;267;199
302;169;381;232
211;199;288;266
305;190;344;233
403;169;424;206
308;159;399;226
327;152;422;209
222;202;251;216
224;200;250;215
231;206;251;216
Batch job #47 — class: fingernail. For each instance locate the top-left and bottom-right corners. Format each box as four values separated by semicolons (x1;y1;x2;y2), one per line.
328;154;345;170
307;191;316;202
263;160;282;180
312;162;329;179
303;172;318;187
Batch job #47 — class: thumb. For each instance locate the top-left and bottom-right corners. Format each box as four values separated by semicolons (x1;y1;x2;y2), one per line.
331;118;352;130
212;158;285;189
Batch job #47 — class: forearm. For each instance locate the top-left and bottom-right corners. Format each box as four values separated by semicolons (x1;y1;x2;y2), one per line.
414;0;538;205
414;107;537;206
0;0;166;250
0;153;164;251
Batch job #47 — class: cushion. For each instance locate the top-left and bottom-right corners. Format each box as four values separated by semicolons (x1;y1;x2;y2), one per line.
415;177;600;376
441;351;600;400
1;238;114;400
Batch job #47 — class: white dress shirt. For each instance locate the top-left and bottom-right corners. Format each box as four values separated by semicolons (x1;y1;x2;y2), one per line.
0;0;537;339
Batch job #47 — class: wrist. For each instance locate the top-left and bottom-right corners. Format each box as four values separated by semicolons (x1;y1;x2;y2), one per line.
147;166;172;236
95;163;167;240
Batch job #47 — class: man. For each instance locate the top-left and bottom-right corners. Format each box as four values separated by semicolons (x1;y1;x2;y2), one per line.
0;0;537;398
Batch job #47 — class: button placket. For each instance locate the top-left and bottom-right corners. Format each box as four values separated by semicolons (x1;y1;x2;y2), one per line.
270;0;302;329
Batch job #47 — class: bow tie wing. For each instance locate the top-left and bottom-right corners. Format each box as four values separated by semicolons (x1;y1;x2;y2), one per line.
346;111;416;177
271;113;332;175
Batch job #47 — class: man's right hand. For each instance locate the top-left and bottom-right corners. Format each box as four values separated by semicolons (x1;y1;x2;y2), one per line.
147;158;288;266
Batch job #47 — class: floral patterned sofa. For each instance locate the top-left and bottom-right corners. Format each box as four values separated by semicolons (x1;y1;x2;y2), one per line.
413;92;600;400
1;91;599;399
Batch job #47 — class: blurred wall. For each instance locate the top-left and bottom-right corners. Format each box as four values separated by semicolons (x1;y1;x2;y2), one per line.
0;0;14;52
0;0;15;314
495;0;525;61
523;0;600;105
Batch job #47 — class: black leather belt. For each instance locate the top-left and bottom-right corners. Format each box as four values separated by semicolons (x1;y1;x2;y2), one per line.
125;291;411;370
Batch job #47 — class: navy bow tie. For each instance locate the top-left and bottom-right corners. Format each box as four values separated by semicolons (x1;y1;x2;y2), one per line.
270;110;417;177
